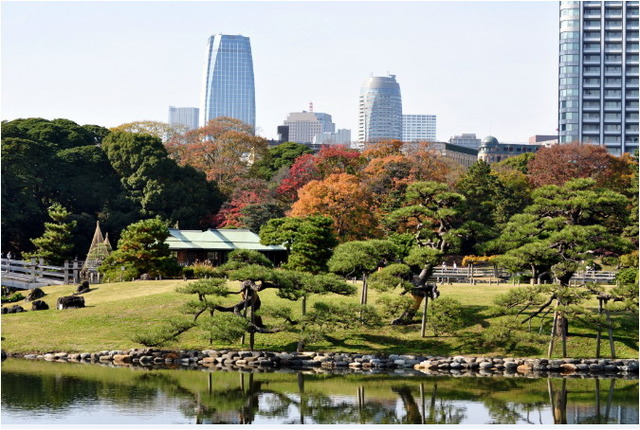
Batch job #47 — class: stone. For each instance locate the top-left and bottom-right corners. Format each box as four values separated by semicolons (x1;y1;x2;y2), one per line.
76;281;90;294
31;300;49;311
56;295;85;310
25;288;45;302
589;364;605;372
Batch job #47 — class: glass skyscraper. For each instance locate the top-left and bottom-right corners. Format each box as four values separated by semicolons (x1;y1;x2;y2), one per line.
200;34;256;131
558;1;639;155
358;75;403;142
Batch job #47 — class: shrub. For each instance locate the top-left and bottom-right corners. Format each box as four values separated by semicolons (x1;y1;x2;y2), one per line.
619;251;638;268
427;297;464;336
101;264;138;283
376;294;414;320
1;292;24;304
220;249;273;270
190;263;224;279
200;314;250;345
600;256;619;267
616;267;639;285
480;317;544;355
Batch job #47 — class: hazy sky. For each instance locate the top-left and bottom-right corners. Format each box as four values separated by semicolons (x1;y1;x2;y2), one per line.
1;1;559;142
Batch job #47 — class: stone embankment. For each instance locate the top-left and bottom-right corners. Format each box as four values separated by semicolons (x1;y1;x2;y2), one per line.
5;349;639;378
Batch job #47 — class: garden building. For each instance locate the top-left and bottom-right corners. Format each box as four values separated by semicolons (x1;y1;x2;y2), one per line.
166;228;287;266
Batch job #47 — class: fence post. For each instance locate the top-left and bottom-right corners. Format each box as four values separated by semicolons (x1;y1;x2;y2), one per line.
30;258;36;281
73;258;80;284
64;261;70;285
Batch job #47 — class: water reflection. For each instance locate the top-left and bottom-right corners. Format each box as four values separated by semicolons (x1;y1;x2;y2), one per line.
1;359;638;425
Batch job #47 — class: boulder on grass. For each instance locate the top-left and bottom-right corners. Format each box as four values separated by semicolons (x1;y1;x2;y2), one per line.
31;300;49;311
25;288;46;302
7;305;25;313
57;295;85;310
76;281;90;294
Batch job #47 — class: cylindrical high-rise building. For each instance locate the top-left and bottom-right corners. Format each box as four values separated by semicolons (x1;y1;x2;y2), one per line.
200;34;256;131
358;75;403;143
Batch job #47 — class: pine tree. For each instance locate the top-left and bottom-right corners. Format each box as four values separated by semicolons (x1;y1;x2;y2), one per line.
26;203;77;265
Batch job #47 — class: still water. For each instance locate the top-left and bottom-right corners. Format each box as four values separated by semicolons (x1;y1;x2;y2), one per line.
1;359;638;425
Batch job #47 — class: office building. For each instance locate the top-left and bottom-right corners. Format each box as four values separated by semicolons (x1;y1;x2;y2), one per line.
358;74;403;142
558;1;639;155
529;134;559;146
281;111;335;144
402;114;437;142
427;142;478;168
200;34;256;130
449;133;482;150
477;136;541;164
313;129;352;145
168;106;199;131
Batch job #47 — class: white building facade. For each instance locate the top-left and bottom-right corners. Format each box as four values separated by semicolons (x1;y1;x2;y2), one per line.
402;114;436;142
282;111;335;144
168;106;199;131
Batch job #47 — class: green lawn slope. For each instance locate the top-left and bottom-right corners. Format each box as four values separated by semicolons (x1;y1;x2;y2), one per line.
1;279;637;358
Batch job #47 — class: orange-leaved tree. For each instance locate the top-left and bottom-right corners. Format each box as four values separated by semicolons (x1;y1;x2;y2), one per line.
289;173;381;241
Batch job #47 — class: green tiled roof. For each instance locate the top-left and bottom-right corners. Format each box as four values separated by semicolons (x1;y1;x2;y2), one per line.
166;228;286;252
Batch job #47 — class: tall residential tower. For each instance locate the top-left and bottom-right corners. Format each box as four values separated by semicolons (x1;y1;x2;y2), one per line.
358;75;403;142
200;34;256;131
558;1;639;155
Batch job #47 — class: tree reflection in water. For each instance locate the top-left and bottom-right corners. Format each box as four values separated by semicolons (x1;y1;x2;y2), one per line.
2;360;637;425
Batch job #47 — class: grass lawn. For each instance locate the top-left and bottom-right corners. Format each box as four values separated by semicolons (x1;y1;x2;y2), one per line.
1;279;638;359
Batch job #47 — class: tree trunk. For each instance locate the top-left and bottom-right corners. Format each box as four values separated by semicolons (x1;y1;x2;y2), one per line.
605;307;615;358
392;293;423;325
548;303;559;358
392;265;432;325
596;298;603;358
420;296;429;337
249;294;256;351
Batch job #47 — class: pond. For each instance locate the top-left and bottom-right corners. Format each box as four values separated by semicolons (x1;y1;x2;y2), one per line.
1;359;638;426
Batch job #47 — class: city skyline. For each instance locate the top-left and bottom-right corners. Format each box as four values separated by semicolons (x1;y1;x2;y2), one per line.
2;1;558;142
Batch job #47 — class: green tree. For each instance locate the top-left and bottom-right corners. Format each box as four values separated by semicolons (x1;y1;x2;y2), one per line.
1;137;55;253
328;239;398;305
1;117;109;151
99;217;180;281
486;178;633;357
24;203;77;265
382;181;468;325
102;130;222;228
259;216;338;273
1;118;121;256
250;141;313;180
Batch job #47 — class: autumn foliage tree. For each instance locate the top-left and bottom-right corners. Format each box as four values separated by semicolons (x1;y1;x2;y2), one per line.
165;117;269;194
527;142;630;189
289;173;381;241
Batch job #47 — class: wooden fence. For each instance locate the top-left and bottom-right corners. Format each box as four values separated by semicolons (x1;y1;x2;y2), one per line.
1;258;89;290
430;266;618;285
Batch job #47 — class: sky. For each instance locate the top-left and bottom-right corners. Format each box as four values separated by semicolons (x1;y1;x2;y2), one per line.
1;1;559;143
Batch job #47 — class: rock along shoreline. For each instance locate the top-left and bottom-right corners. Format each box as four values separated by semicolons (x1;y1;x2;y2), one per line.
3;349;639;379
